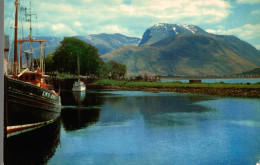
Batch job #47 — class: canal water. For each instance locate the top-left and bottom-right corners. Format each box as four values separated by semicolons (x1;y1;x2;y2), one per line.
5;90;260;165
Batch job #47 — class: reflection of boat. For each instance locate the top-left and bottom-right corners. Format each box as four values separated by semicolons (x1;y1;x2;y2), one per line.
72;91;86;105
4;117;61;164
72;51;86;92
61;108;100;132
4;0;61;137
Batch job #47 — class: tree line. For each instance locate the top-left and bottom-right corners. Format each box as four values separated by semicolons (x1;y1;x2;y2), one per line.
45;37;126;79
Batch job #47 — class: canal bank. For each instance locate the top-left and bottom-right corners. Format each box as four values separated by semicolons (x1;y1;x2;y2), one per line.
87;79;260;98
87;85;259;97
50;78;259;97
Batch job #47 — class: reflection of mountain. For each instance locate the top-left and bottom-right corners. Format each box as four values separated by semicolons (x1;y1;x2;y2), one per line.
100;91;214;127
137;95;213;127
61;108;100;131
139;95;211;115
4;118;61;165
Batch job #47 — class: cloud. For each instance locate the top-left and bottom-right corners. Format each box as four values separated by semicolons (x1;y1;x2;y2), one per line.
87;25;134;36
5;0;231;37
251;10;260;15
110;0;230;23
255;45;260;49
206;24;260;40
51;23;78;36
237;0;260;4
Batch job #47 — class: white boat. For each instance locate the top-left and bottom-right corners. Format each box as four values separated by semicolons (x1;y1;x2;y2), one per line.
72;80;86;92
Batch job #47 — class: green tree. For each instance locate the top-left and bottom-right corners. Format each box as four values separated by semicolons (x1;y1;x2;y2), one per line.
44;53;55;72
53;37;103;75
107;60;127;79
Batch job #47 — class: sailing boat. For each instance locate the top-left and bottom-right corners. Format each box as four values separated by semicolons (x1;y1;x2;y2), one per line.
4;0;61;137
72;52;86;92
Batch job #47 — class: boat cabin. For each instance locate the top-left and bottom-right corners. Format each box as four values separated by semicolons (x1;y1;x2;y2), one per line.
17;69;47;88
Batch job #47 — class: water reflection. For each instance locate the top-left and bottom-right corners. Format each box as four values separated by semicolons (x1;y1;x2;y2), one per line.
61;108;100;131
100;91;214;127
47;90;260;165
60;90;104;132
4;118;61;165
60;90;106;107
72;91;86;105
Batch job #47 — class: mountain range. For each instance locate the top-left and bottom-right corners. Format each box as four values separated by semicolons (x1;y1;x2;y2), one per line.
76;33;140;55
7;34;140;60
101;23;260;77
8;23;260;77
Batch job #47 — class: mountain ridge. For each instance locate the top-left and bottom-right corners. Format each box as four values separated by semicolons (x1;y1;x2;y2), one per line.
101;24;260;77
8;34;141;60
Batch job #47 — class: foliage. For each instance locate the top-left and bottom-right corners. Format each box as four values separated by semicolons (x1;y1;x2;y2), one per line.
44;53;55;72
53;37;103;75
107;60;127;79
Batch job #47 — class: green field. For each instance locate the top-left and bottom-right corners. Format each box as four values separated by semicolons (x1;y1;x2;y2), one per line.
91;79;260;89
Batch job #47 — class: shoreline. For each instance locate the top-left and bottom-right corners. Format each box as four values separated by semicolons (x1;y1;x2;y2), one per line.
161;77;260;81
87;85;260;98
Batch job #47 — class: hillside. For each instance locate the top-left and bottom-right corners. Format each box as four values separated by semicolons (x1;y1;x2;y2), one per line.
237;68;260;76
101;34;260;77
76;33;140;55
8;34;140;60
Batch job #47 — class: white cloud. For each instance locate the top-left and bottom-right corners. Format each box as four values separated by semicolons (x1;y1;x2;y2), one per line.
255;45;260;49
51;23;78;36
206;24;260;40
88;25;133;36
74;21;82;27
251;10;260;15
111;0;230;24
237;0;260;4
37;0;231;35
5;0;231;37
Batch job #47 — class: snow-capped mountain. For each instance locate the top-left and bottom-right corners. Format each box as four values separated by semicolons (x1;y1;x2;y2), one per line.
102;23;260;77
138;23;208;46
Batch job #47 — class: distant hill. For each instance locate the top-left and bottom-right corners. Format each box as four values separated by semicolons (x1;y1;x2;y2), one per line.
75;33;140;55
7;36;63;60
101;33;260;77
237;68;260;76
8;34;140;61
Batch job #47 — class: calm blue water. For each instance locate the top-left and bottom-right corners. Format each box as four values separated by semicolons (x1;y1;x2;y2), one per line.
45;90;260;165
162;78;260;84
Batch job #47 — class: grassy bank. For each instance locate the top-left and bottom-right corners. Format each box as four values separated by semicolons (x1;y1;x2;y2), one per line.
89;79;260;97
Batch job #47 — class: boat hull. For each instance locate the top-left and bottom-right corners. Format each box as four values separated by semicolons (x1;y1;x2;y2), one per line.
72;86;86;92
72;81;86;92
5;76;61;127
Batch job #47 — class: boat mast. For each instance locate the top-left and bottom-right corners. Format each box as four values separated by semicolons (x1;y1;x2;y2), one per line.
13;0;19;76
16;1;46;76
22;1;36;71
77;52;80;80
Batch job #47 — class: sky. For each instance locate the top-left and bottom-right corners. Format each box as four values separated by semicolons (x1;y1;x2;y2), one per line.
4;0;260;49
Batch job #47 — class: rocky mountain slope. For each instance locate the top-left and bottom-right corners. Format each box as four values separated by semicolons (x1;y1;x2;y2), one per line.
102;24;260;77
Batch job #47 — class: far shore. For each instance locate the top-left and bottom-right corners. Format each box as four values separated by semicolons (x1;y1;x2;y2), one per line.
88;79;260;98
161;76;260;81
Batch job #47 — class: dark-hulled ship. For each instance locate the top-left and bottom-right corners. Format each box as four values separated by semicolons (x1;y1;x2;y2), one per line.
4;0;61;138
